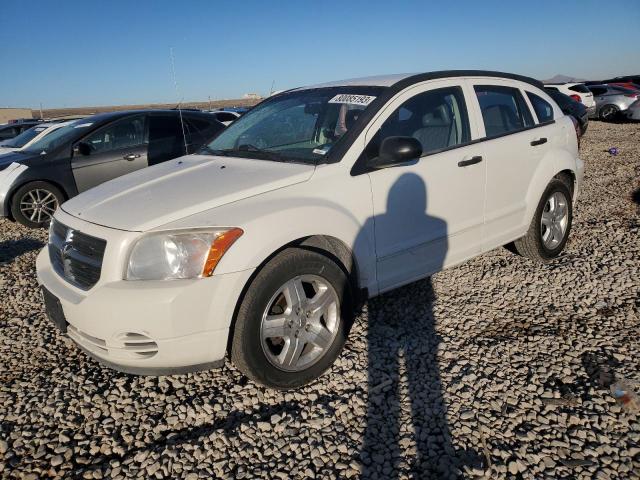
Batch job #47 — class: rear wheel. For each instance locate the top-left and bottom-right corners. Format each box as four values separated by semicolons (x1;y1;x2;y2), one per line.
513;178;573;263
599;105;619;122
231;247;352;389
11;181;64;229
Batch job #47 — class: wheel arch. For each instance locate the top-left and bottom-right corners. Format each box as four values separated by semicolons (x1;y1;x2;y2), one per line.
225;234;363;356
6;178;70;221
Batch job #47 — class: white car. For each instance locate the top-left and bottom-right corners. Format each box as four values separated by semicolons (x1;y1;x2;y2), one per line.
543;82;596;115
0;121;73;156
37;71;583;388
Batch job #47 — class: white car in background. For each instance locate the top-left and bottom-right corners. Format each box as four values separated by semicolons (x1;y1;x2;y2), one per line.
37;70;583;389
543;82;596;116
0;121;73;156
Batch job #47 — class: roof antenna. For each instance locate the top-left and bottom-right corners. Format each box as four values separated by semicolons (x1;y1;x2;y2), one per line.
169;47;188;155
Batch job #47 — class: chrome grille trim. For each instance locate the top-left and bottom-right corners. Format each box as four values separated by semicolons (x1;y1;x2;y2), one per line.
48;219;107;290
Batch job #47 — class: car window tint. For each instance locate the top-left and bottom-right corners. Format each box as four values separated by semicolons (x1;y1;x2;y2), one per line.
0;127;19;140
185;116;224;152
84;116;145;153
214;112;238;122
148;114;185;165
371;86;471;156
526;92;554;123
474;85;534;137
589;87;606;96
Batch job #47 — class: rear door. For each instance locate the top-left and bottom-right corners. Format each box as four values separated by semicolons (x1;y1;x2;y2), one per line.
71;115;148;192
466;81;544;250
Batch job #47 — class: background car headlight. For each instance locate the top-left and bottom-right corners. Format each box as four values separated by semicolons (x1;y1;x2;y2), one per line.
125;228;243;280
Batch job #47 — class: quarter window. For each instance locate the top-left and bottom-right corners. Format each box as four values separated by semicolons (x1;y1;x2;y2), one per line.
526;92;554;123
369;86;470;157
474;85;533;137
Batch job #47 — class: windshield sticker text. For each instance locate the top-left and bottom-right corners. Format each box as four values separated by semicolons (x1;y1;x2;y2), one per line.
328;94;376;106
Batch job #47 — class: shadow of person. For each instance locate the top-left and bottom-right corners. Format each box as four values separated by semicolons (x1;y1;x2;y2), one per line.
357;172;468;479
0;238;45;264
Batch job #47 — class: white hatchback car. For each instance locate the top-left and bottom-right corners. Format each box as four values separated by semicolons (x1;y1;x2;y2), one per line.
543;82;596;116
37;71;583;388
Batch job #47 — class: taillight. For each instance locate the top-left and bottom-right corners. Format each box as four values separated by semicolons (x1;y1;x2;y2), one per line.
570;94;582;102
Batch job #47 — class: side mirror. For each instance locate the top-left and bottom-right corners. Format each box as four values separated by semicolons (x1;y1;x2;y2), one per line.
74;142;91;156
368;136;422;169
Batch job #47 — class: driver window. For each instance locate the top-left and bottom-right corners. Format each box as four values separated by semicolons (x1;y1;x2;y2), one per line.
84;116;145;153
367;86;471;158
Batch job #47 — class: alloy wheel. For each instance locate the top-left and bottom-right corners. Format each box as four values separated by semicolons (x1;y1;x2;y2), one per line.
260;274;340;372
540;191;569;249
19;188;58;224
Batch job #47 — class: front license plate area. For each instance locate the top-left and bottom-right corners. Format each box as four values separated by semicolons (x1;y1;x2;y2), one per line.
42;287;68;333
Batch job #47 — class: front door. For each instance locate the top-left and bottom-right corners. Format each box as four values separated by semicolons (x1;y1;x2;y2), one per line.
362;81;486;292
72;115;148;192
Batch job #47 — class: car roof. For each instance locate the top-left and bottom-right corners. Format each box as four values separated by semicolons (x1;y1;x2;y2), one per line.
297;70;543;91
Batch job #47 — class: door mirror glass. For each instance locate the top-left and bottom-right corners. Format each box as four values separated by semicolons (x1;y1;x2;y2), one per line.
74;142;92;156
368;136;422;169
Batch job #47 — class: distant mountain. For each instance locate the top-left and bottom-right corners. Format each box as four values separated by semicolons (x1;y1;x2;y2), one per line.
541;74;588;84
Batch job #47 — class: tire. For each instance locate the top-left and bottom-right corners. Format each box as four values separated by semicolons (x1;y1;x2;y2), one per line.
599;105;619;122
10;181;64;229
231;247;353;389
513;178;573;263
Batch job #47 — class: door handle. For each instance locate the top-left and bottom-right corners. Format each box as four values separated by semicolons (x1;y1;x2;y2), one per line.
457;156;483;167
123;153;140;161
530;137;547;146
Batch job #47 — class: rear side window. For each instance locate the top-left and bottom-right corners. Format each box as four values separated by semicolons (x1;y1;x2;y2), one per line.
214;112;238;123
185;116;225;151
474;85;533;137
568;84;590;93
589;87;607;96
369;86;470;157
526;92;554;123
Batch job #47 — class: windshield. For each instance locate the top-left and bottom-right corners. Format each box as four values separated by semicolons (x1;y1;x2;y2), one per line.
203;87;384;163
21;120;90;154
2;125;48;148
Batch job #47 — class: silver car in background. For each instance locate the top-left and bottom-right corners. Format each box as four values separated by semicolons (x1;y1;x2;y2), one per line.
587;84;639;121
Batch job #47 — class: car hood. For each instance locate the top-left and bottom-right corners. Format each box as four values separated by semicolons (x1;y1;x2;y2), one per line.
62;154;316;231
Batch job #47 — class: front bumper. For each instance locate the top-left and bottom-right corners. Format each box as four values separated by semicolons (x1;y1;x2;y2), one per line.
36;238;255;375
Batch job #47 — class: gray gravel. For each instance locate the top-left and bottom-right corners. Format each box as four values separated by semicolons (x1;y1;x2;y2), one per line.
1;120;639;479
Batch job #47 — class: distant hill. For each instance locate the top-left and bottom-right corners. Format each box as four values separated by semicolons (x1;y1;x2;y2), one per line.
541;74;588;84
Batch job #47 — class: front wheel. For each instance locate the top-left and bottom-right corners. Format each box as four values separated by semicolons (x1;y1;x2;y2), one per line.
10;181;64;229
231;247;353;389
513;178;573;263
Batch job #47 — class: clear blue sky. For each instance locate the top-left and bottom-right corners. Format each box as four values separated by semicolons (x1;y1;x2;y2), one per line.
1;0;638;108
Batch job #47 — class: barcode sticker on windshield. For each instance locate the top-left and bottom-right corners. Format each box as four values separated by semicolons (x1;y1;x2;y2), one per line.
73;123;93;128
328;94;376;106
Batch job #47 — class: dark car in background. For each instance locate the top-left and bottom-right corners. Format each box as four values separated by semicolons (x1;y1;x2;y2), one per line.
0;121;42;141
0;110;224;228
544;88;589;135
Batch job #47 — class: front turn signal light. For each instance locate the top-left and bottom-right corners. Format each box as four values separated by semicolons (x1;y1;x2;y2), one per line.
202;228;244;276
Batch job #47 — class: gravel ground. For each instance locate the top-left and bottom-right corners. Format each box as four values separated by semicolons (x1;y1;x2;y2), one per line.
1;121;639;479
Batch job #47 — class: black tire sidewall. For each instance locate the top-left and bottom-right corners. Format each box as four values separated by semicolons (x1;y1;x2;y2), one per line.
600;105;618;121
533;179;573;260
232;248;352;389
11;181;64;228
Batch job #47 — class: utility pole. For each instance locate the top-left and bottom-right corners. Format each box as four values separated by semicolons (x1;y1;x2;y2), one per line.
208;95;212;111
39;102;44;119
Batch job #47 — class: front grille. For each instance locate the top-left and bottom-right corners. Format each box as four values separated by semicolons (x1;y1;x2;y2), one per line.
48;219;107;290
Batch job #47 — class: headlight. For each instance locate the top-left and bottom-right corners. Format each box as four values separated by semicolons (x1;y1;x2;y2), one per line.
125;228;243;280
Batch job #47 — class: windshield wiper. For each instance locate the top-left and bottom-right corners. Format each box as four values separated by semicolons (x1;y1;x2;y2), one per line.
199;146;230;156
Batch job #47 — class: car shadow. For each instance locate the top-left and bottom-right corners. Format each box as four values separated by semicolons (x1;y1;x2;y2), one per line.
0;238;45;264
631;187;640;206
355;173;482;478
